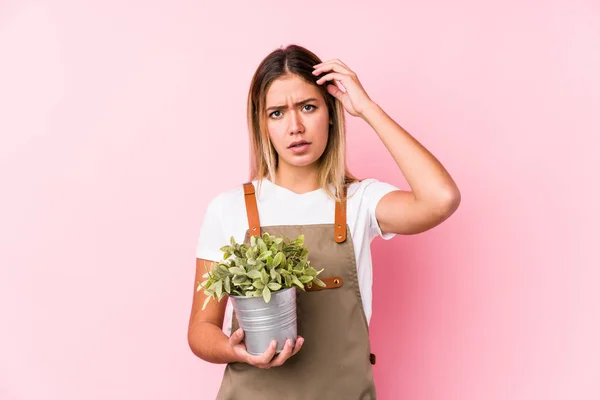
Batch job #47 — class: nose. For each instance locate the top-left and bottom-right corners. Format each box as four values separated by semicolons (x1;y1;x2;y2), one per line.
289;110;304;135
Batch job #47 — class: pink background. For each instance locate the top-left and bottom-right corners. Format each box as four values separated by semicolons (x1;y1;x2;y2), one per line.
1;1;598;399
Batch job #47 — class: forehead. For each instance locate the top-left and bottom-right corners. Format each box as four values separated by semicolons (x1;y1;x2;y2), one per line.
265;75;321;105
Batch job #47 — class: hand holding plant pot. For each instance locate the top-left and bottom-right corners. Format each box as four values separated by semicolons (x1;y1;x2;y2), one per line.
227;325;305;369
197;232;326;355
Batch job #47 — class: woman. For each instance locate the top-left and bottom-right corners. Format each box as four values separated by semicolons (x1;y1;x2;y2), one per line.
188;44;461;399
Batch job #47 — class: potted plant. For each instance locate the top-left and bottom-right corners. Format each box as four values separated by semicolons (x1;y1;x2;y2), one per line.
197;232;326;355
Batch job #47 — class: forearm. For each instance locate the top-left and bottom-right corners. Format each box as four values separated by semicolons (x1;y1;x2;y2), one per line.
360;102;460;203
188;321;241;364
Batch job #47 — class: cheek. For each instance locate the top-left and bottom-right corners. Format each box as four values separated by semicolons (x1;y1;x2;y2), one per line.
266;125;286;149
316;119;330;141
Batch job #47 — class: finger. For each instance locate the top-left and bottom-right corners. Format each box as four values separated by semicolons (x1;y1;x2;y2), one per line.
268;338;294;367
249;339;278;367
326;83;345;99
312;62;353;76
318;73;348;95
290;336;304;357
316;72;349;86
228;328;244;346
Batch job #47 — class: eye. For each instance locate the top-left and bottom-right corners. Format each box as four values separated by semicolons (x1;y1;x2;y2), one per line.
268;105;316;119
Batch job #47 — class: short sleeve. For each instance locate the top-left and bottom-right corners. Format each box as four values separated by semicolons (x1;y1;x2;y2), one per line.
362;179;400;241
195;194;227;262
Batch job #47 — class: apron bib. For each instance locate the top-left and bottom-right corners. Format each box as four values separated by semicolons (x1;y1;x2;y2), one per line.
216;182;377;400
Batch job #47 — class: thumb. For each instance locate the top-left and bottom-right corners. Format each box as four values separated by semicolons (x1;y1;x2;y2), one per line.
229;328;244;346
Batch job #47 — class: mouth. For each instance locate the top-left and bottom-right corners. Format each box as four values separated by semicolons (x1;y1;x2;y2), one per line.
288;140;311;149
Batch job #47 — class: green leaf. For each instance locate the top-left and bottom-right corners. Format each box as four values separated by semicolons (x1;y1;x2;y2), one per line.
215;280;223;297
218;264;229;274
230;236;236;246
202;296;212;310
229;267;246;275
246;270;262;279
240;283;256;293
257;251;272;261
250;235;257;247
261;269;269;284
312;277;326;287
298;275;313;283
263;286;271;303
293;264;304;274
253;280;265;289
232;275;249;284
273;252;284;267
267;282;282;291
291;275;304;290
246;248;257;260
224;276;231;293
258;238;267;252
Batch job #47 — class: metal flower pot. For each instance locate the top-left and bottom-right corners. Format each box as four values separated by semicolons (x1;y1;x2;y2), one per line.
230;286;298;356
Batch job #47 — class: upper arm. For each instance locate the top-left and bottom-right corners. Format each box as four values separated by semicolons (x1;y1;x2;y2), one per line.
190;191;233;337
188;258;229;334
195;193;228;262
375;189;461;235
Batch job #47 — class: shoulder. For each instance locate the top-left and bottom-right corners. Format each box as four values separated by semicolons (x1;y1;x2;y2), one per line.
347;178;398;198
204;183;247;213
346;178;400;219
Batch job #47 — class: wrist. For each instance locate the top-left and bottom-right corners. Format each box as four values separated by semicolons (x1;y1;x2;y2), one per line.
359;101;382;123
227;341;246;364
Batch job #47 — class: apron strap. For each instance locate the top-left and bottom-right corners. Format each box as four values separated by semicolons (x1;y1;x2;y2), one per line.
334;184;347;243
243;181;347;243
243;182;261;237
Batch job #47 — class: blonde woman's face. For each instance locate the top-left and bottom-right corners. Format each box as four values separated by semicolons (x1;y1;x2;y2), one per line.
264;74;330;169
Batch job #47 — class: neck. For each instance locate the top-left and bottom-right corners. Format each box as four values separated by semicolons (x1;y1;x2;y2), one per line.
272;162;320;194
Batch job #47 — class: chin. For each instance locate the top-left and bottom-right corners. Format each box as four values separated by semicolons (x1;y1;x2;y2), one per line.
280;154;321;168
285;159;319;168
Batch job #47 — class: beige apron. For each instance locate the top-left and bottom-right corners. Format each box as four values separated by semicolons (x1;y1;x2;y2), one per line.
216;181;377;400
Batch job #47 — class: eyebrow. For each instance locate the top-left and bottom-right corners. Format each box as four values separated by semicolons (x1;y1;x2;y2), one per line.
265;97;318;112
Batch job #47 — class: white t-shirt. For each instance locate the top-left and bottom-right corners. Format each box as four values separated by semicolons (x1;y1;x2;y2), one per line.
195;177;399;336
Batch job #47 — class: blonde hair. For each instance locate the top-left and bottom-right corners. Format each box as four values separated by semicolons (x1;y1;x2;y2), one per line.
246;44;360;202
